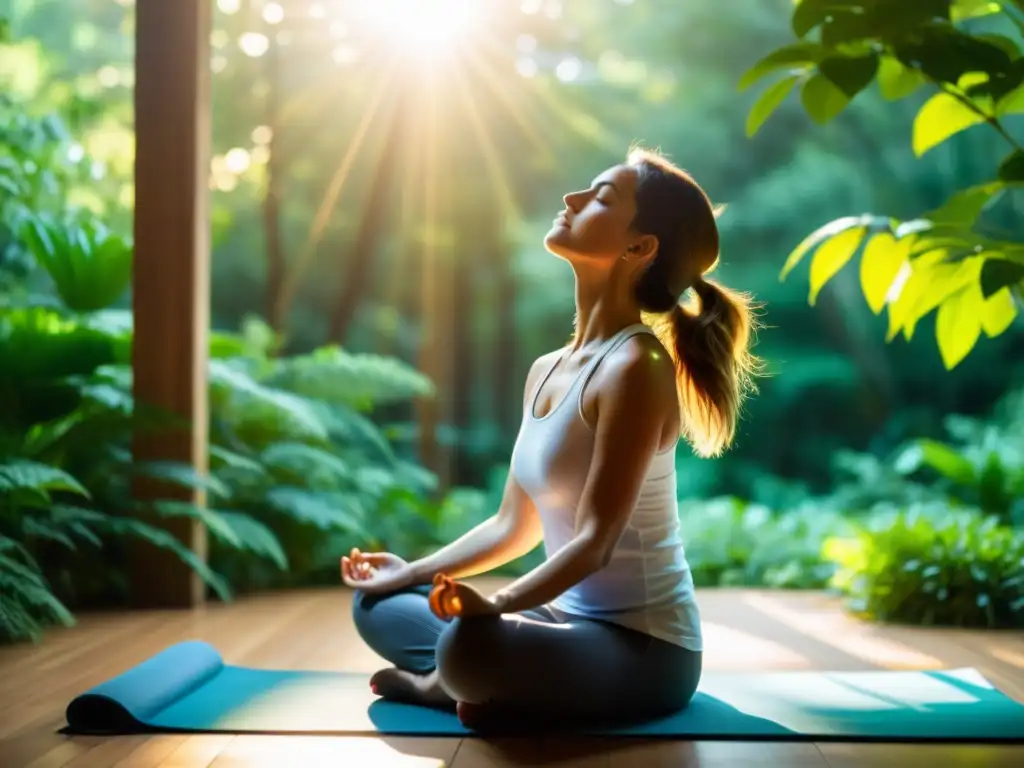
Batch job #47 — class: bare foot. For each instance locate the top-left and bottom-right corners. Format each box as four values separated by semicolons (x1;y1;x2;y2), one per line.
456;701;489;728
369;667;455;710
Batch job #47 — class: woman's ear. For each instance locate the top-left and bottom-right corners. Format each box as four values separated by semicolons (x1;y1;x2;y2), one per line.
630;233;659;262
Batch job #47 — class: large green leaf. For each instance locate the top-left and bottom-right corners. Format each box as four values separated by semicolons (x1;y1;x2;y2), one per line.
885;249;951;341
912;93;988;157
819;53;879;98
746;73;801;137
952;0;1003;23
903;255;983;341
859;232;912;314
17;215;133;313
936;282;985;369
801;73;851;124
980;257;1024;298
0;460;89;498
808;226;868;305
893;438;977;486
877;55;927;100
925;182;1004;227
781;215;867;280
980;287;1018;337
738;43;823;91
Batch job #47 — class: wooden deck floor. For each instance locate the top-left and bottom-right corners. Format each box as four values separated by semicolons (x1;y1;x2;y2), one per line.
1;580;1022;767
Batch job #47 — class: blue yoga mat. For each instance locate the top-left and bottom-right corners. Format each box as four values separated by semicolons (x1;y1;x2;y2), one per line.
64;640;1024;742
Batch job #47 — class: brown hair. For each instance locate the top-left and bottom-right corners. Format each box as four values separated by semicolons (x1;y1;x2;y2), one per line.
628;147;762;458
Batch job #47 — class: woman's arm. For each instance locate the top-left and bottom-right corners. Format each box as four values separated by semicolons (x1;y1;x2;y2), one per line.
407;472;542;583
490;338;676;614
405;353;559;584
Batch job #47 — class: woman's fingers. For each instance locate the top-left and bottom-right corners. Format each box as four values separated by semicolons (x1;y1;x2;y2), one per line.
341;554;375;584
428;581;448;618
428;576;462;620
360;552;392;566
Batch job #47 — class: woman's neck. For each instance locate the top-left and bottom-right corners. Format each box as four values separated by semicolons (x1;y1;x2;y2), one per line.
570;266;643;351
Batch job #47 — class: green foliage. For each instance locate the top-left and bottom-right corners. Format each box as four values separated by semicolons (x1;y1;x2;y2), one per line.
18;212;132;312
0;454;229;643
742;0;1024;368
0;74;451;636
891;402;1024;525
679;497;850;589
824;506;1024;627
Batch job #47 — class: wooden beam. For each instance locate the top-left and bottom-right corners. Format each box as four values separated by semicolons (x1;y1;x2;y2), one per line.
130;0;212;608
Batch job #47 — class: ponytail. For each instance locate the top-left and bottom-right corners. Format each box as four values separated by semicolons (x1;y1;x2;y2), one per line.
646;277;760;458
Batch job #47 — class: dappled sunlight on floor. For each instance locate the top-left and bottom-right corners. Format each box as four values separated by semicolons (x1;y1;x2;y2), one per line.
700;621;810;670
206;735;449;767
740;592;947;671
987;643;1024;670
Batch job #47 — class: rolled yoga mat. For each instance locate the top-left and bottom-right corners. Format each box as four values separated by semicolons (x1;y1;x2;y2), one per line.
64;640;1024;742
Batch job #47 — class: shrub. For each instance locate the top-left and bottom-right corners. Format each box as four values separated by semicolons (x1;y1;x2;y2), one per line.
679;496;850;589
823;504;1024;628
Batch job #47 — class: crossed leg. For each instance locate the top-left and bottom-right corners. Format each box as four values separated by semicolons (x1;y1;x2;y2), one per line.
351;585;702;728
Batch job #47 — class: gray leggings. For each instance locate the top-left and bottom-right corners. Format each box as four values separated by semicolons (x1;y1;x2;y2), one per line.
352;584;702;726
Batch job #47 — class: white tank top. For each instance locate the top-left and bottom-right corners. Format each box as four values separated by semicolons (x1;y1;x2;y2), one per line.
510;323;703;651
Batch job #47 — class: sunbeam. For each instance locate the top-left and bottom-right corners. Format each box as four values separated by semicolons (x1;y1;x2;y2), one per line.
451;66;521;221
274;56;399;323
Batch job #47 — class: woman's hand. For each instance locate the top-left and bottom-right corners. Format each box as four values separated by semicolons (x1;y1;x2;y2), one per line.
341;548;415;594
428;574;500;620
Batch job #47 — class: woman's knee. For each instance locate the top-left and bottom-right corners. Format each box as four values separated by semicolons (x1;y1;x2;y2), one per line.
435;616;505;703
350;589;376;638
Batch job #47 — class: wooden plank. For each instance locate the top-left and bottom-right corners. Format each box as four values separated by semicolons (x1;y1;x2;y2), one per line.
130;0;212;608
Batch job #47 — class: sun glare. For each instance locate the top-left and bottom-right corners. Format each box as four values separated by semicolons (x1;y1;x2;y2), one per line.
358;0;482;56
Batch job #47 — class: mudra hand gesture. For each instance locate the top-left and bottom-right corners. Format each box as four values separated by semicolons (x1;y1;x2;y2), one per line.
428;573;500;620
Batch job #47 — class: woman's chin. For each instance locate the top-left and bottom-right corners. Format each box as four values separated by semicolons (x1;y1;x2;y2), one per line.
543;229;570;255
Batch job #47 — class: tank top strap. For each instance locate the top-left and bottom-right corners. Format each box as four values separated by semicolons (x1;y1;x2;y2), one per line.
574;322;654;403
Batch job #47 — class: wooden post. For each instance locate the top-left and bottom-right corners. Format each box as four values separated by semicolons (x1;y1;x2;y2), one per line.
130;0;211;608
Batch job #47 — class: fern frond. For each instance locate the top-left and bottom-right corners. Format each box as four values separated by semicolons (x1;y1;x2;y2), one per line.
260;442;351;486
319;404;397;465
263;486;369;536
0;460;89;498
209;445;265;476
209;361;328;446
217;511;288;569
269;347;434;411
21;516;76;549
133;461;232;500
96;517;232;601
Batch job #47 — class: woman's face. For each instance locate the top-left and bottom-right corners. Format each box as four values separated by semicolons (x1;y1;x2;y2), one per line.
544;164;643;264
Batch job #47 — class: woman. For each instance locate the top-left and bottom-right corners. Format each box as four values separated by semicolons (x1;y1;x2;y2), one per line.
341;147;760;730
